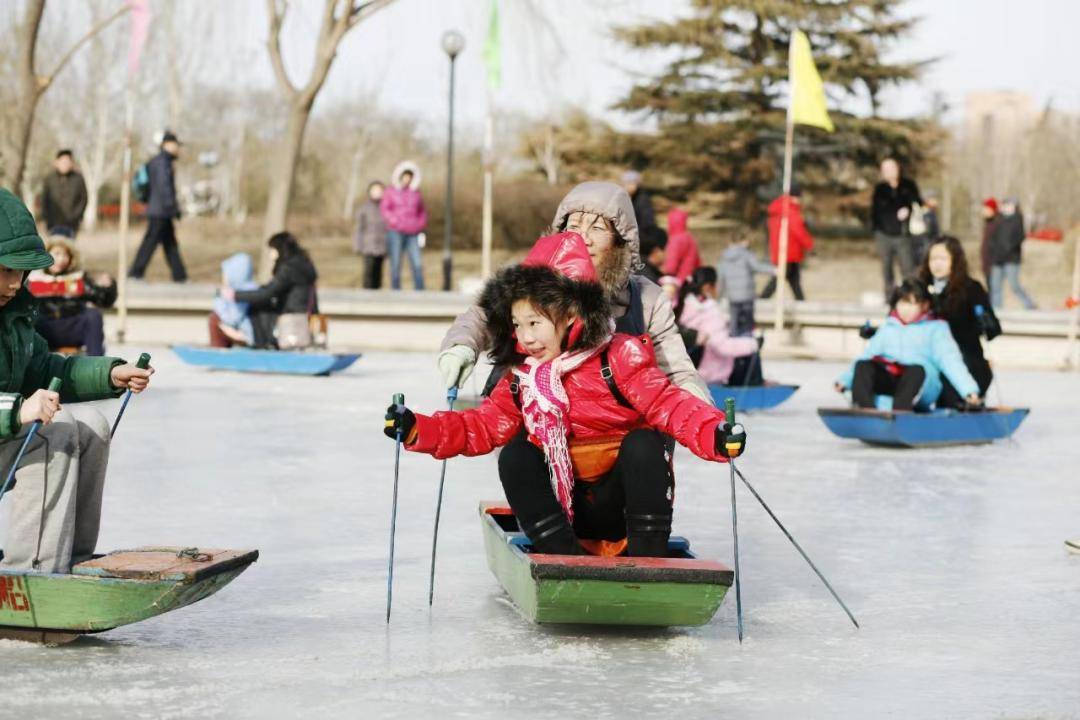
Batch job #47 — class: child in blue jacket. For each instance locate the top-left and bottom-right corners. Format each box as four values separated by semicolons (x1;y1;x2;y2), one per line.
836;279;982;411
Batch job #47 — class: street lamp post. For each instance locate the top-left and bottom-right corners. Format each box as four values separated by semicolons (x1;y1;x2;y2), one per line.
441;30;465;292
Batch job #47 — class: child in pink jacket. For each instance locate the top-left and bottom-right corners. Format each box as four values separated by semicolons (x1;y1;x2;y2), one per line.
662;208;702;283
677;267;760;385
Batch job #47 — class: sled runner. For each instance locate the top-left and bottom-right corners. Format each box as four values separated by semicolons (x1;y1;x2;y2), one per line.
172;345;360;376
480;503;731;627
817;407;1029;447
0;547;257;644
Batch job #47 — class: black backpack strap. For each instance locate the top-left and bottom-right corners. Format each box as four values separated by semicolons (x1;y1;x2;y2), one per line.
600;349;633;409
615;278;647;336
508;377;522;409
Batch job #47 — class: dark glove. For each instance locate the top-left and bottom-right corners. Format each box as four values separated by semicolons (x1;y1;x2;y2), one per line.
754;333;765;350
716;422;747;459
859;321;877;340
383;403;416;442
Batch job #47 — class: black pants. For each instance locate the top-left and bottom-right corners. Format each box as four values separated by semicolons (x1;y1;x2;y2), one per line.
760;262;804;301
35;309;105;356
728;353;764;386
729;300;755;337
938;357;992;408
129;218;187;281
852;360;926;411
498;429;673;557
362;255;384;289
251;311;279;349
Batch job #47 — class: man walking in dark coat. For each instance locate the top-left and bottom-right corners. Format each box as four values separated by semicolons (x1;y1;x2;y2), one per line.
871;157;922;301
621;170;656;233
129;131;187;282
41;149;88;237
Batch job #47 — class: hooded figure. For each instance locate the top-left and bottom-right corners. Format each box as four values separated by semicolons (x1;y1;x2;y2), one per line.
661;208;702;282
439;181;710;403
380;161;427;289
28;235;116;356
212;253;259;344
389;232;740;558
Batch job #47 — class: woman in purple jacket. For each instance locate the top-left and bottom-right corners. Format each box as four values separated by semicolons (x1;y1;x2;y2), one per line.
379;161;427;290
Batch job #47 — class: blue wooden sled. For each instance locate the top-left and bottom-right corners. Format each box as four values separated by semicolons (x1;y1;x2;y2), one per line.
709;383;799;411
817;407;1029;448
172;346;360;376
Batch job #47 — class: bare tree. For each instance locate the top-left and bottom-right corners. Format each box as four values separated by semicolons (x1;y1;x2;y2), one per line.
263;0;396;238
3;0;129;193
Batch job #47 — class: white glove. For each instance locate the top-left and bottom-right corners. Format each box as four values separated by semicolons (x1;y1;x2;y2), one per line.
438;345;476;389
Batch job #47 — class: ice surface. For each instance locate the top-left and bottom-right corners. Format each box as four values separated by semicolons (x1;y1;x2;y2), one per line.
2;348;1078;719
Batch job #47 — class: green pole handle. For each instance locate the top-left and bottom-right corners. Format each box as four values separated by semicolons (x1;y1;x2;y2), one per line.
47;377;62;393
725;397;736;425
392;393;405;407
136;352;151;370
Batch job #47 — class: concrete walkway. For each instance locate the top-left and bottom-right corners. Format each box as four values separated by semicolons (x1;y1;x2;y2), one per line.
108;282;1080;369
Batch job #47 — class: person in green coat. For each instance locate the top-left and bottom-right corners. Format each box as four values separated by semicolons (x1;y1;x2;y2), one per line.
0;188;153;573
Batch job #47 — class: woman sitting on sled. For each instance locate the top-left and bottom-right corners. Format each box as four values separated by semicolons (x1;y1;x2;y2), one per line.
384;233;746;558
835;278;981;412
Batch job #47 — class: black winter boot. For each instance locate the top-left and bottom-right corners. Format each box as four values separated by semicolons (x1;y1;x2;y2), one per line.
626;510;672;557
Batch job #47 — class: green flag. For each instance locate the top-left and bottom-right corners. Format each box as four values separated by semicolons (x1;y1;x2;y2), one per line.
483;0;501;89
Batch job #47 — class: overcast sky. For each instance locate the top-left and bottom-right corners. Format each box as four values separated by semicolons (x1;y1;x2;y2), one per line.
172;0;1080;134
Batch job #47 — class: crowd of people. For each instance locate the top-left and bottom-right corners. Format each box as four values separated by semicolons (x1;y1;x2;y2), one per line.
0;135;1050;574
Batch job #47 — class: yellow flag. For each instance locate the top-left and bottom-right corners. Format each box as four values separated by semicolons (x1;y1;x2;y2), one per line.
789;29;834;132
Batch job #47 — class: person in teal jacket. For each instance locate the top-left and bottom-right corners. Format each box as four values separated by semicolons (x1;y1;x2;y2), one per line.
0;188;153;573
835;279;981;411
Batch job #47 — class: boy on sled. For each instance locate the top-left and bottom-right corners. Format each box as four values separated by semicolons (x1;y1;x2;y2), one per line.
0;189;153;573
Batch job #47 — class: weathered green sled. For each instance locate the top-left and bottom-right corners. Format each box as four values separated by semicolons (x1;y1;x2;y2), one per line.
480;503;732;627
0;546;258;644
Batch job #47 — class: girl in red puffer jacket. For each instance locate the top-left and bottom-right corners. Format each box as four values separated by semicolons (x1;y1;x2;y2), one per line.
384;233;746;558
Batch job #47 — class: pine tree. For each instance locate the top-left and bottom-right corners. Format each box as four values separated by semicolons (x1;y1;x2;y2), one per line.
608;0;935;222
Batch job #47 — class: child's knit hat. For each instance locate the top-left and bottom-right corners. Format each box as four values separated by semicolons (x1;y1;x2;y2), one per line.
0;188;53;270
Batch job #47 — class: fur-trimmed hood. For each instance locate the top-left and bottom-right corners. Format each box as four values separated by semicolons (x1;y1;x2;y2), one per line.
551;181;643;297
390;160;422;190
479;232;610;367
43;234;80;273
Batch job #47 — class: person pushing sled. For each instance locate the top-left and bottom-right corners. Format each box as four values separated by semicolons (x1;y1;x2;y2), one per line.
385;233;746;557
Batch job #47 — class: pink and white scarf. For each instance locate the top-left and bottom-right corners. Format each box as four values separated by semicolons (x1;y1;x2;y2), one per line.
512;331;612;522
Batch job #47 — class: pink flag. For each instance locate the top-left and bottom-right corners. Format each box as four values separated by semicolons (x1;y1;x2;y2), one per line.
127;0;151;79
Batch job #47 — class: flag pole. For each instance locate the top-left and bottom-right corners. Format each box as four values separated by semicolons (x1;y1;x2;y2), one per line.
1066;232;1080;370
116;83;133;344
481;99;494;280
773;39;796;334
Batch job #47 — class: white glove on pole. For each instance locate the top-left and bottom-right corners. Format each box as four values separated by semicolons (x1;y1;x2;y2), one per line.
437;345;477;389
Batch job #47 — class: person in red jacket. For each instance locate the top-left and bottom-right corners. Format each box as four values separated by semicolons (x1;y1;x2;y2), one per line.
384;233;747;558
662;207;702;283
761;191;814;301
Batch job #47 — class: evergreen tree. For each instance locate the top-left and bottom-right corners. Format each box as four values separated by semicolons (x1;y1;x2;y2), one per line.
608;0;935;222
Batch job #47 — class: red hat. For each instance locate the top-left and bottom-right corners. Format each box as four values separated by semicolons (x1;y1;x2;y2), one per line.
983;197;998;212
521;232;598;283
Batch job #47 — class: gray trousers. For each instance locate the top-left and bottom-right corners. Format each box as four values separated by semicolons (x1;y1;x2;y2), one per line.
0;405;110;573
874;231;916;300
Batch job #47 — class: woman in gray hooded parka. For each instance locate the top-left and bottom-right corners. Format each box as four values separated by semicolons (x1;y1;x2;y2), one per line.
438;181;710;403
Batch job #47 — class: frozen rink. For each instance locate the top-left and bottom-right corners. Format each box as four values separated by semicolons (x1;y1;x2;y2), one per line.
2;348;1079;719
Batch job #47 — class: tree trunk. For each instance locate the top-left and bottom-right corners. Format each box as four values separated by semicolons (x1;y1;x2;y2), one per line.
5;0;129;194
342;146;365;221
263;102;311;238
7;1;45;194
